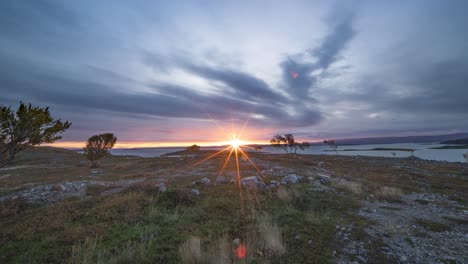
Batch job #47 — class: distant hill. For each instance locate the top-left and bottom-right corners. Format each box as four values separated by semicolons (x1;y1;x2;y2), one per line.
441;138;468;144
320;132;468;145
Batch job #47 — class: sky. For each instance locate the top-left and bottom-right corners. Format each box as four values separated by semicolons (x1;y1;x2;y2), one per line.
1;0;467;147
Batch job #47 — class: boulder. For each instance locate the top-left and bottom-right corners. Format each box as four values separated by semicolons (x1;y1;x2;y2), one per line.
200;177;211;185
215;176;228;184
266;180;281;189
281;174;303;184
191;189;200;196
318;173;331;185
158;183;167;193
240;176;265;190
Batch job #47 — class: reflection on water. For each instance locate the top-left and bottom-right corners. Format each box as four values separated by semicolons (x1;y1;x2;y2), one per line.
108;143;467;163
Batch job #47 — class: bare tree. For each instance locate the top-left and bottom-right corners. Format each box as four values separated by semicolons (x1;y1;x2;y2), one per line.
323;139;339;155
270;134;310;154
83;133;117;168
0;102;71;168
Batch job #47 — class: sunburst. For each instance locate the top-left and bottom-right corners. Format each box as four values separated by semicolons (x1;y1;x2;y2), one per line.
188;125;265;213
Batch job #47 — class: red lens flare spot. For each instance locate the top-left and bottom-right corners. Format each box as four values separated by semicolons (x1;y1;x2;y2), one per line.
236;244;246;259
291;71;299;79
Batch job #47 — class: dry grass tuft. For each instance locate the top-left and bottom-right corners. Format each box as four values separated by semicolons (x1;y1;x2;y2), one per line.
276;186;292;202
258;214;286;257
179;236;202;264
204;234;231;264
147;196;159;218
375;186;403;201
70;236;99;264
70;235;151;264
333;181;363;195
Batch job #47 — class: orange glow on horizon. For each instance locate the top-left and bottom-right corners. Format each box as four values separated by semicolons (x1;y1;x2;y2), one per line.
45;139;270;149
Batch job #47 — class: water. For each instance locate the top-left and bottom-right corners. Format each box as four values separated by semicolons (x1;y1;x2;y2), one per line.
108;143;468;163
263;143;468;163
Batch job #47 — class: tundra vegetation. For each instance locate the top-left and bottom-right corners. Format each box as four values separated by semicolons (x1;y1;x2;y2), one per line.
0;102;71;168
1;146;467;263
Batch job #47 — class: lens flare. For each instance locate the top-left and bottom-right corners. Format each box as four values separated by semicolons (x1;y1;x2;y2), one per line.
236;244;246;259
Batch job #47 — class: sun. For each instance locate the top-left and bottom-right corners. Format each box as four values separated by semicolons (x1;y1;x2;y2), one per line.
229;138;242;149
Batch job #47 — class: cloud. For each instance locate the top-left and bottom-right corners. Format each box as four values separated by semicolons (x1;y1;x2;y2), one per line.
279;13;356;100
143;51;323;127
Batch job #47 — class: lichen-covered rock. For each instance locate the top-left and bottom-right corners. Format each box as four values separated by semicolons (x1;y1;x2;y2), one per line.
158;182;167;192
281;174;303;184
215;176;228;184
240;176;265;190
200;177;211;185
318;173;331;185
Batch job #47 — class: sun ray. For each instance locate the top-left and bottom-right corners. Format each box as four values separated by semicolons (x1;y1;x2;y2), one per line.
234;146;243;212
238;147;266;181
215;146;235;183
238;112;252;139
188;146;232;168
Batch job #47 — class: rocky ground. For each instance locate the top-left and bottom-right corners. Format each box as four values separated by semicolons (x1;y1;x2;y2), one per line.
0;147;467;263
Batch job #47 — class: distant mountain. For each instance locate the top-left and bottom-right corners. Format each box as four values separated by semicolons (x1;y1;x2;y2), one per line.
325;133;468;145
441;137;468;144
